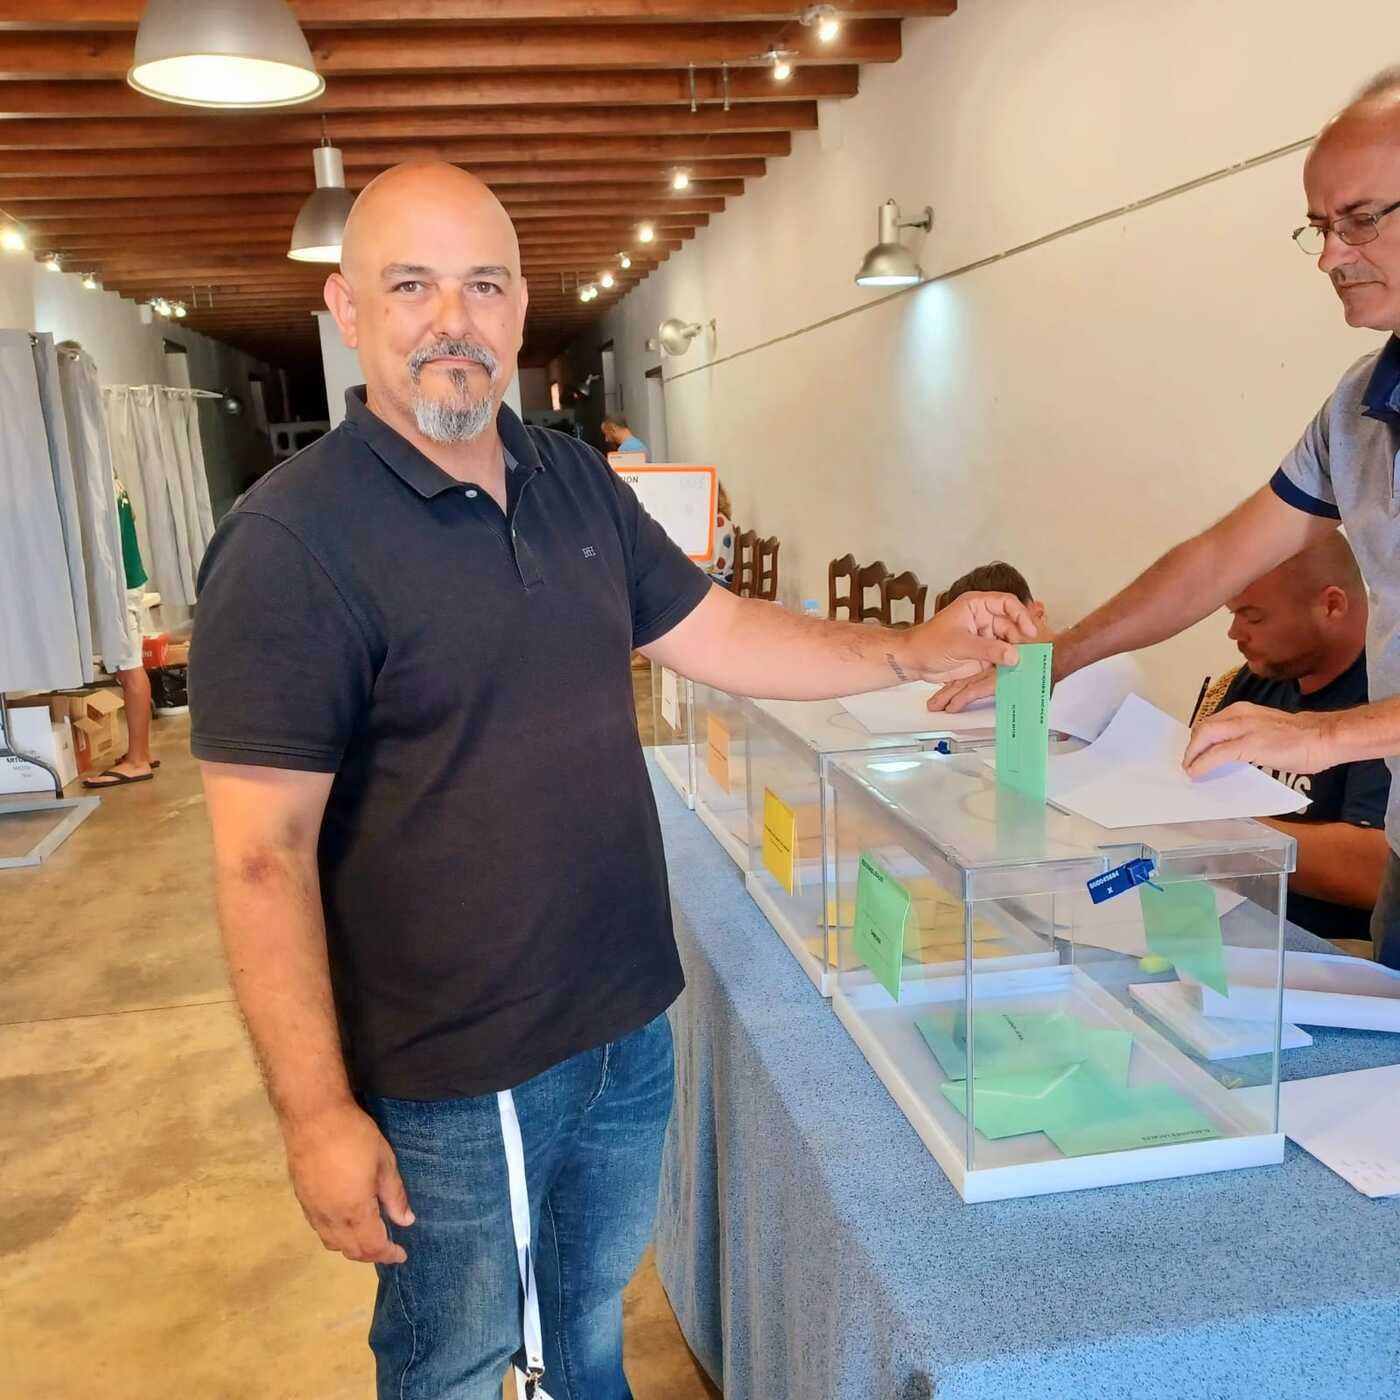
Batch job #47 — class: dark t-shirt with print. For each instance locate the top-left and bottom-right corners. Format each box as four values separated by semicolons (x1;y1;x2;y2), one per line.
1219;652;1389;942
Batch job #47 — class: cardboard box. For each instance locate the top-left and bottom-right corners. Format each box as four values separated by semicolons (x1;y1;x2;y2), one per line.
0;705;78;793
70;690;127;773
20;689;128;773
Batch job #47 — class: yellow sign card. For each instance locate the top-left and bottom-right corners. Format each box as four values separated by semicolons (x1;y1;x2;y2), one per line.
706;713;732;792
762;787;799;895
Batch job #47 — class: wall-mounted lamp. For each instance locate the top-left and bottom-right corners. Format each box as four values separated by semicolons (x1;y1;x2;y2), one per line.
656;317;715;357
1;223;27;254
854;199;933;287
42;252;62;273
81;272;101;291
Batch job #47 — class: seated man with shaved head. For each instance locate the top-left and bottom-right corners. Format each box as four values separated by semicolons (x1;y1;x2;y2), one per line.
188;162;1037;1399
931;68;1400;970
1197;535;1391;946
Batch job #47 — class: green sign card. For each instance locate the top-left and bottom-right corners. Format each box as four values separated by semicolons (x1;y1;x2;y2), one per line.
852;853;912;1001
995;642;1053;804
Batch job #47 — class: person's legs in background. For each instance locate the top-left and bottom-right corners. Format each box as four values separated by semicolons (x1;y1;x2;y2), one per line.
113;663;153;775
85;586;155;787
1371;850;1400;970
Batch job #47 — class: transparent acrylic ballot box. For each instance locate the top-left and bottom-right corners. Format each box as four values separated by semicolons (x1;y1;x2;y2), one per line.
691;683;753;869
742;697;1018;995
828;751;1292;1202
650;662;695;809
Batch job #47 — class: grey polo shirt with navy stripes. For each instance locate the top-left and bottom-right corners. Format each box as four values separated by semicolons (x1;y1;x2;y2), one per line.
1271;334;1400;850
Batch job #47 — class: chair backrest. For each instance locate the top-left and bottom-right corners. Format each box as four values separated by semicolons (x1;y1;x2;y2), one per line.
756;536;780;601
733;528;759;598
828;553;857;620
854;561;889;623
881;570;928;628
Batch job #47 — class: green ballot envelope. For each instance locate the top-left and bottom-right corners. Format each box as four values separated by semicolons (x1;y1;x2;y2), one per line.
995;642;1053;804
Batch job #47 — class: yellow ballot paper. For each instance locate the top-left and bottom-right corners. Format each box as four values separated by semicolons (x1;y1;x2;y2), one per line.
706;713;732;792
762;788;799;895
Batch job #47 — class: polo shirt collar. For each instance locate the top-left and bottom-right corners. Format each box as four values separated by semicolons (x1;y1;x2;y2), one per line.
343;385;544;498
1361;335;1400;425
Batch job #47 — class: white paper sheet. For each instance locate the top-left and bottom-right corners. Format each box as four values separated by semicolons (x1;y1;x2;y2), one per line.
1035;694;1310;828
1129;979;1311;1060
1233;1066;1400;1198
837;682;994;735
836;655;1144;741
1198;945;1400;1030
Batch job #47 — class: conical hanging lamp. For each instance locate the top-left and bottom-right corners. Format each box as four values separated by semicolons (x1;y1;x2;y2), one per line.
128;0;324;110
288;143;356;264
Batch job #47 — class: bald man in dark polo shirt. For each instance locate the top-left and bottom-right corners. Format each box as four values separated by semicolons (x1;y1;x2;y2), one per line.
190;163;1036;1400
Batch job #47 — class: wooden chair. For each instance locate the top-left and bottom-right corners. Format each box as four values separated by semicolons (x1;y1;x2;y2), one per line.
854;561;888;623
828;554;858;620
881;570;928;628
755;536;780;601
733;528;758;598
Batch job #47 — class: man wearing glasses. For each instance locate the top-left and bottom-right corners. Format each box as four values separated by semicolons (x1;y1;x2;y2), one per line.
931;68;1400;968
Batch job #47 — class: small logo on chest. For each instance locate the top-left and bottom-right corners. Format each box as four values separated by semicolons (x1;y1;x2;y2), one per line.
581;545;597;558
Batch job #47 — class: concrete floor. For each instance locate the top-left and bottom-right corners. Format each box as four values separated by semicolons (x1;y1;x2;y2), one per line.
0;690;717;1399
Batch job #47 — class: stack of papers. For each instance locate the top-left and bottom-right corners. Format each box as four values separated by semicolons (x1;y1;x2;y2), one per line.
1037;695;1310;828
1235;1066;1400;1198
837;655;1143;742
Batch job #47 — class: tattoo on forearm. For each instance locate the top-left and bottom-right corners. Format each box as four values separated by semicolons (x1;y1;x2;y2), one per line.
885;651;909;683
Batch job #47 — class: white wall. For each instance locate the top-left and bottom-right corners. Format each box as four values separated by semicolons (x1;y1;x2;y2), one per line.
316;310;361;427
593;0;1399;714
0;250;34;328
32;269;166;385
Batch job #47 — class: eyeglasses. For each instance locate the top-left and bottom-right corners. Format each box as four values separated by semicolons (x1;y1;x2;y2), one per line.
1293;198;1400;254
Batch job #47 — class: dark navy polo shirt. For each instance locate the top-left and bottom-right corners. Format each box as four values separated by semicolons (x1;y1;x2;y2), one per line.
190;388;712;1100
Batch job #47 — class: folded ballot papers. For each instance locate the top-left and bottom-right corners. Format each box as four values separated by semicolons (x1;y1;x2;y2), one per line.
1034;694;1310;828
837;654;1143;743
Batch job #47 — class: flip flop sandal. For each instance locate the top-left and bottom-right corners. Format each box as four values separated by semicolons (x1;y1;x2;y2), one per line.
83;768;155;788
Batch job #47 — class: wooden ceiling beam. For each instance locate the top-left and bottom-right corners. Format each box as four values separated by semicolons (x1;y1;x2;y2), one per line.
26;210;706;237
0;1;952;25
0;103;816;148
2;172;748;200
0;23;899;78
10;193;725;219
0;67;853;117
18;147;765;181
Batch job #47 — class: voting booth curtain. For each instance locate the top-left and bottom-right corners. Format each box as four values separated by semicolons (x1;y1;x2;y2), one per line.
0;335;217;696
103;385;216;610
0;331;128;693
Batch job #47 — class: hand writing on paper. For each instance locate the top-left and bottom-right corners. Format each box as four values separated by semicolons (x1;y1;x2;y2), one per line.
926;624;1059;711
1182;702;1338;780
897;591;1039;685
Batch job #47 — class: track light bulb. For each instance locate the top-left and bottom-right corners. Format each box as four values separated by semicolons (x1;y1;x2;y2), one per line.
43;253;62;272
173;301;188;318
672;169;690;191
638;222;655;243
600;271;616;289
1;225;26;254
619;252;632;269
82;273;100;291
772;53;793;81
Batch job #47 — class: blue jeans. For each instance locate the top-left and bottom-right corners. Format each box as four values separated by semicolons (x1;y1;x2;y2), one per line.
363;1013;675;1400
1372;851;1400;969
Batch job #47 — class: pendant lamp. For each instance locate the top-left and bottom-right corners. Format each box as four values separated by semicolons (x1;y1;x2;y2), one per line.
288;144;356;264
